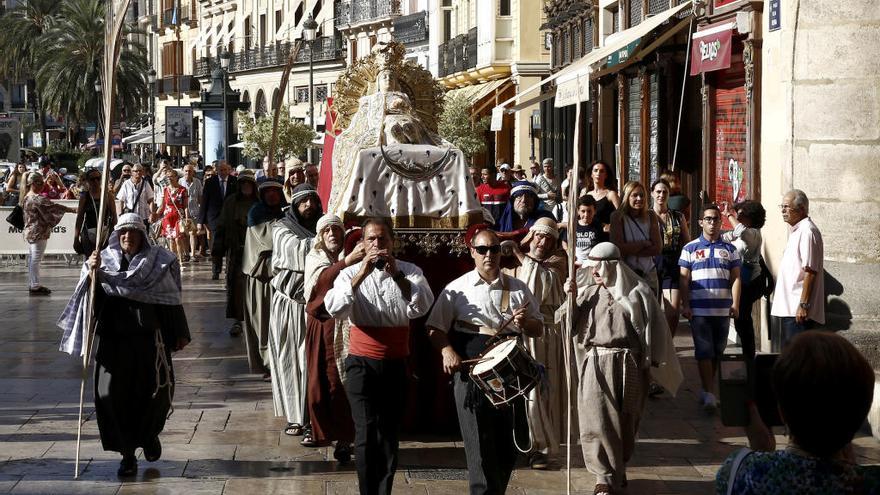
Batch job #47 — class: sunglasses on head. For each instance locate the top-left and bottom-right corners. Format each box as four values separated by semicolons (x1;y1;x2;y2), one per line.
472;244;501;255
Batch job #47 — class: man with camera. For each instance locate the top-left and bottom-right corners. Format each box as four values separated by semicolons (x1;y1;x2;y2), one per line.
324;218;434;495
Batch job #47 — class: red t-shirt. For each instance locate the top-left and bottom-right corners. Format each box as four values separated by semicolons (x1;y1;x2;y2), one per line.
476;181;511;220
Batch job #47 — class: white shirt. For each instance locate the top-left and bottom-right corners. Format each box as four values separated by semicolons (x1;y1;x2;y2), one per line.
115;178;154;220
325;259;434;327
426;269;541;334
771;217;825;323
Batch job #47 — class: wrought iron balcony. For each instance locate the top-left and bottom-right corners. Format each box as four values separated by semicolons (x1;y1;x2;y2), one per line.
193;37;343;78
393;11;428;45
341;0;401;25
437;28;477;78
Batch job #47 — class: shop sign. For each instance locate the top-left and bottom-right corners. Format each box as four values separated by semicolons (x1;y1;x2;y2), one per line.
690;22;735;76
554;72;590;108
605;39;641;68
490;107;504;131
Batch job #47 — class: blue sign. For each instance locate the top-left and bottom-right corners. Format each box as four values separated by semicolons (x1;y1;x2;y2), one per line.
769;0;781;31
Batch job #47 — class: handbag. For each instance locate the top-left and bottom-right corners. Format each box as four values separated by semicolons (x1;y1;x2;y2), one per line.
170;188;194;235
5;204;24;230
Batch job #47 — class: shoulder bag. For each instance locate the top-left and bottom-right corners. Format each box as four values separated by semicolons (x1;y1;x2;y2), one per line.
5;204;24;230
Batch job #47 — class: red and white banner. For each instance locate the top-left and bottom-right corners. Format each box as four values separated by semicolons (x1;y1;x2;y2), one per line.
690;22;735;76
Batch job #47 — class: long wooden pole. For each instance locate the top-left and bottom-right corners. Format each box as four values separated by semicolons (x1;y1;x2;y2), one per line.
74;0;131;478
563;73;585;495
267;40;304;169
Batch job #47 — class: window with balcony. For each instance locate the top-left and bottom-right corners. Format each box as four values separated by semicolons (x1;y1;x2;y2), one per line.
275;10;283;35
162;41;184;77
584;18;594;53
628;0;642;28
260;14;266;47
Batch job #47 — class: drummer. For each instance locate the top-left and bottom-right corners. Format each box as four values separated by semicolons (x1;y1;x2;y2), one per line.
426;225;543;495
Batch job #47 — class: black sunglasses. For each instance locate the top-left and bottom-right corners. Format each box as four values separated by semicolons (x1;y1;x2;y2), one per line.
472;244;501;255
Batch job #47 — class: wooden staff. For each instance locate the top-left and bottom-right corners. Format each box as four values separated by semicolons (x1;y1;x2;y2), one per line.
563;72;586;495
267;41;305;170
74;0;132;479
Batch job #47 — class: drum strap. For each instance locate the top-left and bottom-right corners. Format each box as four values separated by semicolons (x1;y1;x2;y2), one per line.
500;274;510;313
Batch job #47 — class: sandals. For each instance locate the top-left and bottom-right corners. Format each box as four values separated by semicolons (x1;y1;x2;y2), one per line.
28;286;51;296
300;426;319;447
284;423;304;436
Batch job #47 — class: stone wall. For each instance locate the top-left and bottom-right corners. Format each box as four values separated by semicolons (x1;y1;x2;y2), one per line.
760;0;880;335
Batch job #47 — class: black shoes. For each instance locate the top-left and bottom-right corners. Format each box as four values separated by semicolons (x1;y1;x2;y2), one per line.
229;322;243;337
333;442;352;463
117;454;137;477
143;437;162;462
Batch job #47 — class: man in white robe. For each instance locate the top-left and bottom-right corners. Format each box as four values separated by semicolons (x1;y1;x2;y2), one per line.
268;184;322;442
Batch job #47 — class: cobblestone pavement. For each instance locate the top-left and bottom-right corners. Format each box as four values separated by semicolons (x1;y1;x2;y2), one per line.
1;257;879;494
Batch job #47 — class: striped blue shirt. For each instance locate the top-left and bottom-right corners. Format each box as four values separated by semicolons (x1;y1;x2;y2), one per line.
679;235;741;317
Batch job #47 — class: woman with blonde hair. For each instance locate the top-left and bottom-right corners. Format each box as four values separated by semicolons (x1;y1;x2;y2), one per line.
610;181;661;295
22;172;77;294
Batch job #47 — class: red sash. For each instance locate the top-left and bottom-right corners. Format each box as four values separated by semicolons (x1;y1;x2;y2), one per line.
349;324;410;360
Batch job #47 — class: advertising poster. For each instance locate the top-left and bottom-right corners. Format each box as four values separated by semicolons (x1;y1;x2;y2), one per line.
165;106;193;146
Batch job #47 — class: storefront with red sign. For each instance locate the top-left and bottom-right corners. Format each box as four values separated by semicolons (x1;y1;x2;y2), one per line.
694;1;763;229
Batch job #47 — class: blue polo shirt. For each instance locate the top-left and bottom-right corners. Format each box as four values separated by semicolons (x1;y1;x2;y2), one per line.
679;235;741;317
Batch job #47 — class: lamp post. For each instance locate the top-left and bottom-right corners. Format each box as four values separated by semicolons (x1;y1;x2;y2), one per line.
94;79;103;142
148;69;156;165
220;49;232;165
303;14;317;164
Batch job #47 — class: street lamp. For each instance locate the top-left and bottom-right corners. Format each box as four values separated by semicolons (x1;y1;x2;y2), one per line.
94;79;103;140
303;14;317;163
148;69;156;164
220;49;231;165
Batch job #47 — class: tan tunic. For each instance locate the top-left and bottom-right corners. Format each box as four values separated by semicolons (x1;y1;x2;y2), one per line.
573;284;649;488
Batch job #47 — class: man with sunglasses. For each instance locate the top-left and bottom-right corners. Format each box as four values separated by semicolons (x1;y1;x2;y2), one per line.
112;164;132;196
324;218;434;495
426;226;543;495
679;204;742;413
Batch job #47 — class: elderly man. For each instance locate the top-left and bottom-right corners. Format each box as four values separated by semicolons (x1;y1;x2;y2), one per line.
116;164;155;221
305;162;320;187
268;184;322;442
304;215;365;463
529;157;541;179
200;161;237;279
427;227;543;495
770;189;825;350
534;158;561;219
502;217;567;470
59;213;191;477
496;181;556;235
325;219;434;495
242;179;287;378
563;242;681;495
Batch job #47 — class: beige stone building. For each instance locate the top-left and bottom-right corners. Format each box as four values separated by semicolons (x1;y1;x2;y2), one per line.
428;0;550;169
759;0;880;339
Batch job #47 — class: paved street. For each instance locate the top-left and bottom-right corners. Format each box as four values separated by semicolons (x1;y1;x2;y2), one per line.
0;257;878;495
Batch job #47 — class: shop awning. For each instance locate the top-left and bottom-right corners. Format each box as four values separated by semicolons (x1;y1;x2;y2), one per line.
446;78;513;115
689;21;736;75
122;125;153;144
494;1;693;111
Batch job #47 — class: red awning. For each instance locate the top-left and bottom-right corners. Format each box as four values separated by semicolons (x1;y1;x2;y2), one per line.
690;21;736;76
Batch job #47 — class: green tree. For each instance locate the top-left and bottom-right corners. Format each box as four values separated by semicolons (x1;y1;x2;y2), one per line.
239;109;317;162
438;92;490;161
35;0;148;146
0;0;62;149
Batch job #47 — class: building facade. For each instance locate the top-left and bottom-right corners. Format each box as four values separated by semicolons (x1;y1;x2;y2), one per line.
428;0;550;169
336;0;430;67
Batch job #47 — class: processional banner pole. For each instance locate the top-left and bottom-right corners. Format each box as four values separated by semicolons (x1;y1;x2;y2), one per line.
75;0;132;479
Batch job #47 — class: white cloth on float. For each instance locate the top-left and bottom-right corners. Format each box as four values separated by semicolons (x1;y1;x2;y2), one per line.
330;144;483;229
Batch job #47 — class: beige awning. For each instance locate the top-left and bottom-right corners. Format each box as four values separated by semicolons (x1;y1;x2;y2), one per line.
496;1;693;110
445;79;512;115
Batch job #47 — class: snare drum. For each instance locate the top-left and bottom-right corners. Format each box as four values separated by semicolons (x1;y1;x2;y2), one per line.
469;338;540;407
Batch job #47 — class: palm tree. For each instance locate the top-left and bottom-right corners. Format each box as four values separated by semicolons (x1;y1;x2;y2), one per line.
36;0;149;146
0;0;61;148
